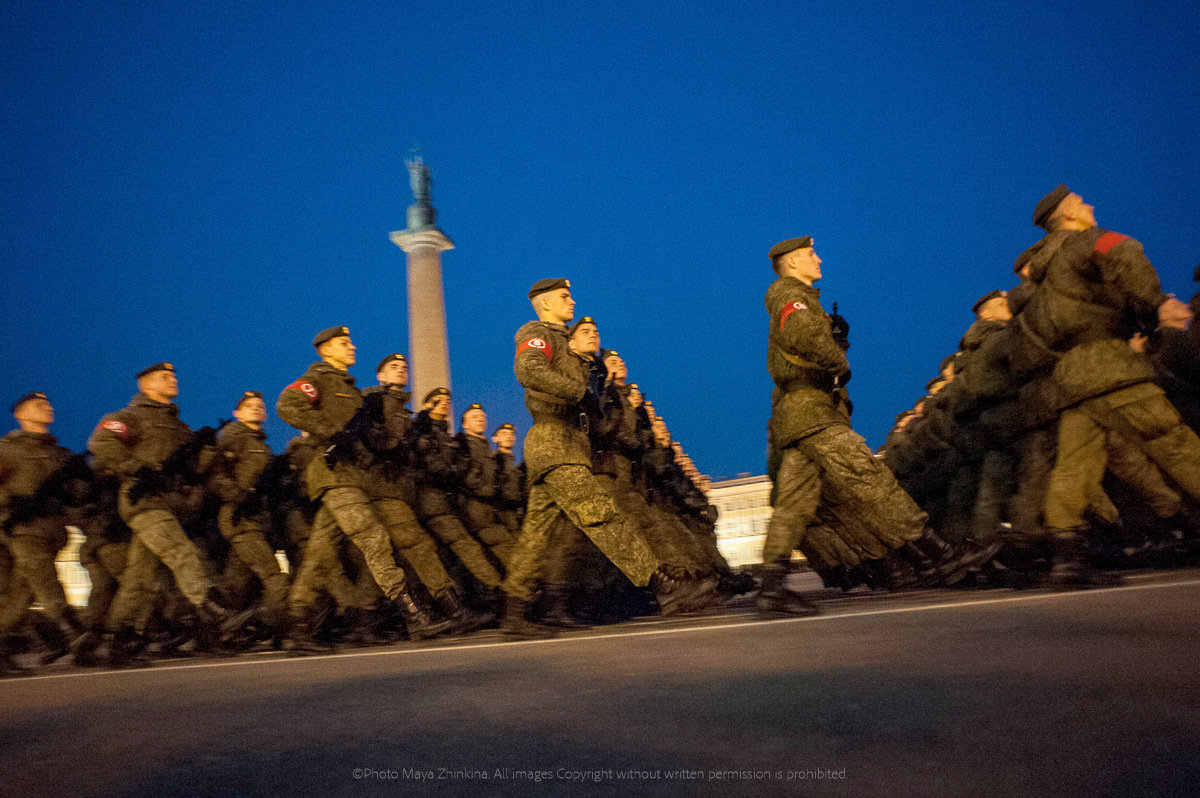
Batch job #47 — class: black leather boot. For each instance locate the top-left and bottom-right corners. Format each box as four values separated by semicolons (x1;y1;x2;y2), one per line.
394;590;453;641
108;627;152;668
756;564;819;617
282;609;334;656
1046;529;1120;589
650;568;719;616
500;593;557;640
536;588;587;630
437;591;493;635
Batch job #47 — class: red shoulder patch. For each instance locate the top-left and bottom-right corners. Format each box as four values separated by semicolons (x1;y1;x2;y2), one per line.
286;380;319;404
779;300;808;330
97;419;131;442
1093;232;1130;256
517;337;552;360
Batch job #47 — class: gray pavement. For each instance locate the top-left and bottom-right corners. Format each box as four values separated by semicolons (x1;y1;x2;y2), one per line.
3;571;1200;797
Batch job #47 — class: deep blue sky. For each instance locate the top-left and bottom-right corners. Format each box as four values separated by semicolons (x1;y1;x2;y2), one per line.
4;1;1199;480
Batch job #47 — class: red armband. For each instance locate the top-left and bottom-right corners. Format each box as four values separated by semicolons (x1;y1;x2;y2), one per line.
97;419;131;442
517;337;552;360
1093;232;1129;256
286;381;319;404
779;300;808;330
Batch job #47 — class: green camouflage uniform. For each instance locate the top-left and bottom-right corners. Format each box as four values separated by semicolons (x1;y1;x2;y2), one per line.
87;394;218;630
763;276;927;566
502;320;658;601
358;385;459;600
0;430;76;635
1015;229;1200;529
276;363;408;609
457;430;517;566
210;420;289;626
410;410;502;589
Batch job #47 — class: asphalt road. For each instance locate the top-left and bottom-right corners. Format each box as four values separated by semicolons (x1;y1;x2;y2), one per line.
3;571;1200;798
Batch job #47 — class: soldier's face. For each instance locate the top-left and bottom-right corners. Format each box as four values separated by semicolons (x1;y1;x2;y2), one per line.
541;289;575;324
321;336;356;369
604;354;626;383
139;370;179;401
426;394;450;420
492;428;516;451
570;323;600;355
1059;193;1097;228
783;247;822;285
378;359;408;388
234;397;267;425
977;296;1012;323
462;408;487;436
14;397;54;427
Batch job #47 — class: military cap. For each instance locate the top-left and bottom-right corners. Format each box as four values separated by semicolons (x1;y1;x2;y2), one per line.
493;422;515;435
236;390;263;408
422;387;450;405
136;362;175;379
528;278;571;299
1033;185;1070;228
312;326;350;348
767;236;813;261
376;353;406;373
460;402;484;422
972;290;1007;316
11;392;48;414
601;348;620;359
569;315;597;336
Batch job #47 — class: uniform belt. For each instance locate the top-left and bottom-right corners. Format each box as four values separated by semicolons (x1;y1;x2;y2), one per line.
779;368;836;393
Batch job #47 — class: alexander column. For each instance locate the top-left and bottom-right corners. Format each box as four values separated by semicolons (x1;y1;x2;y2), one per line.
390;154;454;414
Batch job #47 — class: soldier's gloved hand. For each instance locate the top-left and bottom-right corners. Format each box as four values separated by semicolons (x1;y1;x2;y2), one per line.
129;466;170;501
324;431;357;467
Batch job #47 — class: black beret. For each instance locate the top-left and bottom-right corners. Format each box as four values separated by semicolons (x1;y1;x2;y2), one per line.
460;402;484;421
137;362;175;379
493;422;515;434
768;236;813;260
422;387;450;405
376;353;406;373
312;326;350;348
601;348;620;359
972;290;1007;316
1033;185;1070;228
569;316;597;336
236;390;263;408
528;278;571;299
11;391;48;414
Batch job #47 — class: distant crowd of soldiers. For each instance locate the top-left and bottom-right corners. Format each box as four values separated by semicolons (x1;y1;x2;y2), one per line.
0;317;747;673
756;185;1199;612
877;190;1200;590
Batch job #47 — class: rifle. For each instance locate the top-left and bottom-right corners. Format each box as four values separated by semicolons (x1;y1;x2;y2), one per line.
231;453;291;524
5;453;92;527
127;426;218;504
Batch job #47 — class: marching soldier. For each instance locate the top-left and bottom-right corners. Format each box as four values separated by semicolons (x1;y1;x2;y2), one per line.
761;238;997;615
276;328;450;646
501;279;715;638
87;363;236;665
0;393;88;668
456;403;517;567
210;391;289;642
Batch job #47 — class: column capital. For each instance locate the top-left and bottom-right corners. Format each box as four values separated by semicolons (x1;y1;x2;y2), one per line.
390;228;455;253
